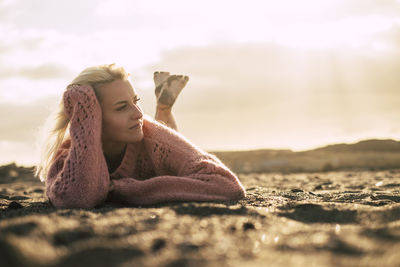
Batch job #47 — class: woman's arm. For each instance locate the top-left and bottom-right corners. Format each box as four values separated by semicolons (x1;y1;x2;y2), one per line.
108;118;246;206
109;161;245;206
46;85;110;208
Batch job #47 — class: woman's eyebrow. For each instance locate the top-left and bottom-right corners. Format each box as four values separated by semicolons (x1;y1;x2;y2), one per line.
113;95;139;106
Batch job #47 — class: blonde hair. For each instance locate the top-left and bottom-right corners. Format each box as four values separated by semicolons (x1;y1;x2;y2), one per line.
35;63;130;182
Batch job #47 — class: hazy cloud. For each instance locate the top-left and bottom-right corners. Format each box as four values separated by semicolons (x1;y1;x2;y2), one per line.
335;0;400;18
149;40;400;105
0;96;57;141
144;41;400;150
0;63;74;80
0;0;20;22
0;34;43;54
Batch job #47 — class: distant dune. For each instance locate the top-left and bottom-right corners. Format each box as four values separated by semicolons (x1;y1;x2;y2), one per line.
1;139;400;179
211;139;400;173
311;139;400;153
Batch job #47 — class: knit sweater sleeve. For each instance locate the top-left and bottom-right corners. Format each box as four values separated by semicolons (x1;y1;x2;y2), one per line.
45;85;110;208
109;118;246;206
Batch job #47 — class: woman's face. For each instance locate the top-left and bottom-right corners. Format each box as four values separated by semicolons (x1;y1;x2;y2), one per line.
97;79;144;146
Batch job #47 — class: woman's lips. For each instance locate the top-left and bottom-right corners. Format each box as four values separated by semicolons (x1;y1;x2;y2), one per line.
129;121;142;130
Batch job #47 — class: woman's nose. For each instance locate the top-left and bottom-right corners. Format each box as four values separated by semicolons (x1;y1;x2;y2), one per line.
130;103;143;120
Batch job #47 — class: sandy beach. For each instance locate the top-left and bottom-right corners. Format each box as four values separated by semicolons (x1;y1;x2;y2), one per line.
1;162;399;267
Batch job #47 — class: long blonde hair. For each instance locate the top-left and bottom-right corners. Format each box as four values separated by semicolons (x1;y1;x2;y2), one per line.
35;63;130;182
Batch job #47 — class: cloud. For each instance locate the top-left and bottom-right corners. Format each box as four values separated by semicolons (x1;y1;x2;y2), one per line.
0;25;84;80
93;0;400;22
0;0;20;22
142;41;400;150
335;0;400;18
1;0;101;33
0;96;58;142
18;63;74;79
148;40;400;102
0;63;74;80
0;31;44;54
0;140;38;166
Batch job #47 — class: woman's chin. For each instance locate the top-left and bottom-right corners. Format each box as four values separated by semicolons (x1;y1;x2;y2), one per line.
129;131;144;143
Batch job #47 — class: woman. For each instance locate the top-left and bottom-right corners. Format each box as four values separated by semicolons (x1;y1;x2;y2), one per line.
36;64;246;208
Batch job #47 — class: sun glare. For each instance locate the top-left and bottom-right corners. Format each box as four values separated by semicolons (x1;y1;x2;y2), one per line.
268;16;394;50
91;0;398;52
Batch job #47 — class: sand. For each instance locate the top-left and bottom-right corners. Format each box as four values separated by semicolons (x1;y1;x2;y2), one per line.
1;166;400;267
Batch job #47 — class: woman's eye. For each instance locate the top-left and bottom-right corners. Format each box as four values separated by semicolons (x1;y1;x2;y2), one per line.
116;105;127;111
134;97;141;104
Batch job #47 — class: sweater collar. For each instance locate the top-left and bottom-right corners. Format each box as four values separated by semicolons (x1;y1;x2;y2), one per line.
110;141;142;178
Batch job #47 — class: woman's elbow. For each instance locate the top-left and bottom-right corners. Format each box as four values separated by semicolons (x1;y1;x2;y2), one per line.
47;187;105;209
220;178;246;200
229;184;246;200
48;194;100;209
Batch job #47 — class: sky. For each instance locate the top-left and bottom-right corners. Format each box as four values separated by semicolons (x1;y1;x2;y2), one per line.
0;0;400;166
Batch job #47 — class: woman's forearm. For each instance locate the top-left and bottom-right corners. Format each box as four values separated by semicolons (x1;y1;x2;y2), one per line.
109;174;245;206
46;85;110;208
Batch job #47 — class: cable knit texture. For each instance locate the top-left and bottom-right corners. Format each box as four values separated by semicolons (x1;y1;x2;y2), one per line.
46;85;246;208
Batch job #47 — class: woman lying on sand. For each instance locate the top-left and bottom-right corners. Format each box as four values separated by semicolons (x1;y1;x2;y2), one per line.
35;64;245;208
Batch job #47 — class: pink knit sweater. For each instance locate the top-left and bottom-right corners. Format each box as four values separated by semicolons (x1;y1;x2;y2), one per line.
46;84;246;208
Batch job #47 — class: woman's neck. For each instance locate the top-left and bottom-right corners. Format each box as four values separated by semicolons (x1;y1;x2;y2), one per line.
102;141;127;173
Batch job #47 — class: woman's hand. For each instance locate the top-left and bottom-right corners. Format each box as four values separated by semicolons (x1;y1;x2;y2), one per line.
63;84;99;119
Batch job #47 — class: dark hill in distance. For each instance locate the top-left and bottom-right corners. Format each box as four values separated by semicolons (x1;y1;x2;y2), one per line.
311;139;400;153
1;139;400;182
211;139;400;173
